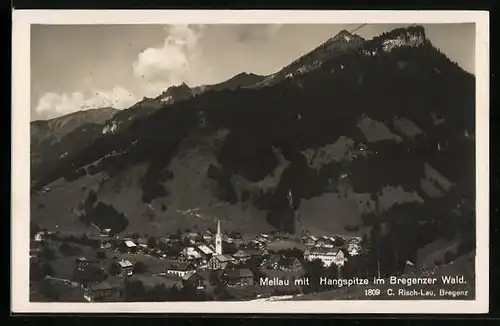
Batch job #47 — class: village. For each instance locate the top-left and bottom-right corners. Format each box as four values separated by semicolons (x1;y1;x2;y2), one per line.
29;220;364;302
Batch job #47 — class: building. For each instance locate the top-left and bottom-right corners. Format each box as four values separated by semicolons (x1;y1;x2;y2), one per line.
256;234;270;243
181;247;203;260
304;247;347;268
208;254;235;270
301;235;318;246
181;270;205;289
232;250;251;264
316;236;335;248
197;244;214;263
117;259;134;277
215;220;222;255
119;240;137;253
223;268;254;287
347;243;361;256
83;281;119;302
165;261;195;278
202;230;213;242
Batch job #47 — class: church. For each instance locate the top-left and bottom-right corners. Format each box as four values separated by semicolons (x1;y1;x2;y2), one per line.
207;220;235;270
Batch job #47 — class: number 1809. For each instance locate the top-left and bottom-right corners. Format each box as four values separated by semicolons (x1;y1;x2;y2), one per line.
364;289;381;296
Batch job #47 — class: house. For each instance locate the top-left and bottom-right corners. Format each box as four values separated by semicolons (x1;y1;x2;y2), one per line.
301;235;318;246
75;257;100;270
223;268;254;287
304;247;347;268
117;259;134;276
34;231;50;243
208;254;236;270
263;254;282;269
256;234;270;243
202;230;213;242
347;243;361;256
182;270;205;289
245;247;268;258
196;244;214;263
119;240;137;253
316;236;335;248
165;261;195;278
83;281;119;302
185;232;201;242
100;228;112;237
181;247;203;262
232;250;251;264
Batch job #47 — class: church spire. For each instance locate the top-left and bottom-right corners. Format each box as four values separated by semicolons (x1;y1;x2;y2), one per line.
215;219;222;255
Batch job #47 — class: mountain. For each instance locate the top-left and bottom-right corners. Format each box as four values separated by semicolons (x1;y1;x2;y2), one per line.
194;72;266;93
31;26;475;268
31;107;118;175
255;29;365;87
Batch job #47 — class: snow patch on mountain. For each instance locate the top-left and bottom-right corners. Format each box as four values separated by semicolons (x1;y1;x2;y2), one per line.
102;121;119;134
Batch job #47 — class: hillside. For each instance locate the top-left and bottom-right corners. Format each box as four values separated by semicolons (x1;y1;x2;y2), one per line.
31;107;118;179
31;26;475;267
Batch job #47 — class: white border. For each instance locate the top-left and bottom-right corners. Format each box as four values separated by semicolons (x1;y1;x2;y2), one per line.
12;10;489;314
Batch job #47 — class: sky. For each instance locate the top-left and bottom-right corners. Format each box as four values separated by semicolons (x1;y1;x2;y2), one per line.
30;23;475;121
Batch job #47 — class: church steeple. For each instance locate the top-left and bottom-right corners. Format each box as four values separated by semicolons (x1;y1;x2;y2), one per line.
215;220;222;255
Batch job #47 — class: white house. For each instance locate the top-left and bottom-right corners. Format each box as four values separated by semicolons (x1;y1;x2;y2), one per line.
304;247;347;268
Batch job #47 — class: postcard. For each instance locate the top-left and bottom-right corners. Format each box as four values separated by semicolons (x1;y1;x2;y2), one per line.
11;9;489;314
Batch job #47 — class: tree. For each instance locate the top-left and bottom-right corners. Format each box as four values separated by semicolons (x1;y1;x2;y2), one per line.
42;262;55;277
38;245;56;260
39;279;60;301
30;262;45;281
59;242;74;256
302;259;325;294
133;261;148;274
209;270;221;286
124;279;146;301
147;237;157;248
108;262;120;276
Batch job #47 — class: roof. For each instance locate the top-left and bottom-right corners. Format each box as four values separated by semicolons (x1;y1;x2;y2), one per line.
233;250;250;258
244;248;262;256
304;247;340;256
118;260;133;268
225;268;254;279
197;245;214;255
124;240;137;247
233;250;251;258
181;270;202;281
182;247;202;259
165;261;194;271
213;254;235;262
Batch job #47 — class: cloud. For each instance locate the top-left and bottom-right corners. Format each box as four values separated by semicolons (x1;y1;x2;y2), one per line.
235;24;284;43
34;86;138;119
132;24;205;97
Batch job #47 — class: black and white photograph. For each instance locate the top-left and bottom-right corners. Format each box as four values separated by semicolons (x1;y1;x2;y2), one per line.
12;10;489;314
